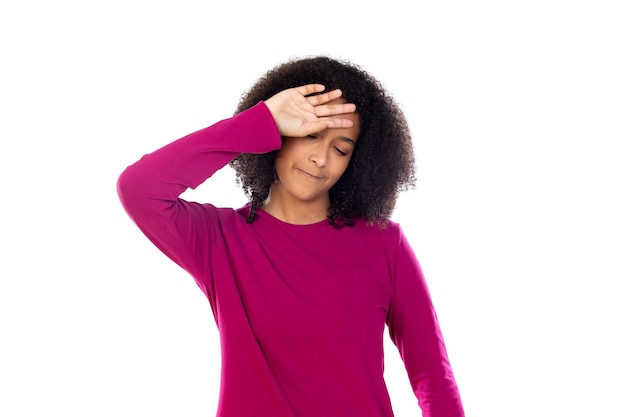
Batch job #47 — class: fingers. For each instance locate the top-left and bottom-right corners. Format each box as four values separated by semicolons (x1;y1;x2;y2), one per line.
272;85;356;135
306;88;343;106
314;102;356;117
298;85;356;118
295;84;352;107
295;84;326;96
300;117;354;136
322;117;355;129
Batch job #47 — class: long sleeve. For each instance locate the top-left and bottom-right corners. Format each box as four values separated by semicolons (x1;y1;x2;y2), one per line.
116;101;281;283
117;102;464;417
386;229;464;417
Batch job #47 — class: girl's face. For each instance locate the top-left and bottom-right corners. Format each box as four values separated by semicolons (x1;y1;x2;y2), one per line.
272;101;360;208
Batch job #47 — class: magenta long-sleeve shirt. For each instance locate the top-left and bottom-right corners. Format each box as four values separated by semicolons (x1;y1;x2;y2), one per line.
117;102;464;417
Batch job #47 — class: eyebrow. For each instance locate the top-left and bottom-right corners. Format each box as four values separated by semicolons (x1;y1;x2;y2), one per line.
339;137;356;146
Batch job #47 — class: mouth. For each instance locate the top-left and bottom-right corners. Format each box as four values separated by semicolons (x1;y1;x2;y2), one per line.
297;168;324;181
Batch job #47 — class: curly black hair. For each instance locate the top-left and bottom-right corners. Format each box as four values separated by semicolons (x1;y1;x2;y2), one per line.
229;56;416;228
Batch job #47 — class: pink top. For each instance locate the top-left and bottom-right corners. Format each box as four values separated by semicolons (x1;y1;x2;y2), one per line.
117;102;464;417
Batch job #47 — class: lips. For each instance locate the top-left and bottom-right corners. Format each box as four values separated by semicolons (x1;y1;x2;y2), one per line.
296;168;324;181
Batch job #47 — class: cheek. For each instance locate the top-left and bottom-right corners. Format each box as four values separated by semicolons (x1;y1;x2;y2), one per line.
331;158;352;182
275;140;301;165
273;156;287;181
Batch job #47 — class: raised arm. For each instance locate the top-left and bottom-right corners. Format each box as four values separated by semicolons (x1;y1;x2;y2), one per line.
117;102;282;276
116;85;356;277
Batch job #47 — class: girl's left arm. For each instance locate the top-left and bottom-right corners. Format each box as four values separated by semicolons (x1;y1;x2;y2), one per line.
386;228;465;417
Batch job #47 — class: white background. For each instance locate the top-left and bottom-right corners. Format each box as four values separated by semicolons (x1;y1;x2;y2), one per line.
1;1;625;416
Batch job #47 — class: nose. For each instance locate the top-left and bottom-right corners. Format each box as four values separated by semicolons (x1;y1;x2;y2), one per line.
309;143;328;167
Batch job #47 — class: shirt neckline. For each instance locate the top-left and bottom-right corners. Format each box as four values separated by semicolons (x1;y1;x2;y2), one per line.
256;207;331;229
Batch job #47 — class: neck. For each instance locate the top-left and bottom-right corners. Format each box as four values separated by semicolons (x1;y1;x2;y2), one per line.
262;188;329;225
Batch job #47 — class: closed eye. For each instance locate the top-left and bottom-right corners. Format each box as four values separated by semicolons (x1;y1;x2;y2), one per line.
334;146;348;156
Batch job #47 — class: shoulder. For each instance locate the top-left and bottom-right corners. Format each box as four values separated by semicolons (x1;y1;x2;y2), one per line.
234;203;252;221
188;202;250;231
352;217;402;236
349;218;405;251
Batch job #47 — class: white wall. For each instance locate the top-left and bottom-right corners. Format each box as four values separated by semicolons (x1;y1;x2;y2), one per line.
1;1;624;416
